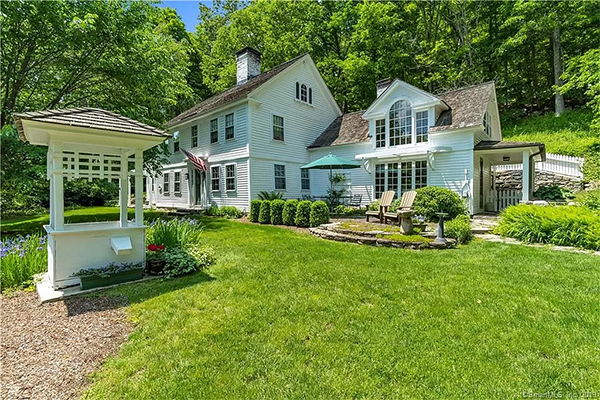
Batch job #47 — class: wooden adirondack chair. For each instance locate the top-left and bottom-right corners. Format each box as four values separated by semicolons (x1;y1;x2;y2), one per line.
366;190;395;222
384;190;417;232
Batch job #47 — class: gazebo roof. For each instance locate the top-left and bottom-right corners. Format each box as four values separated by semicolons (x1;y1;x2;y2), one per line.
14;108;167;141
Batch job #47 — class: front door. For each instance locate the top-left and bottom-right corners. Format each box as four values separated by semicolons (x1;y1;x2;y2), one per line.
194;170;203;206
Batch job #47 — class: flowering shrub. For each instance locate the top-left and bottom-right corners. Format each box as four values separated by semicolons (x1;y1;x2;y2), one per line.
146;244;166;261
72;261;144;278
146;217;203;248
0;234;47;291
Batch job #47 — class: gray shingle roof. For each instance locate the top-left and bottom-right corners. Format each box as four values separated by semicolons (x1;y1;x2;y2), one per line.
474;140;546;159
166;54;306;128
308;111;369;148
13;108;166;141
431;81;495;132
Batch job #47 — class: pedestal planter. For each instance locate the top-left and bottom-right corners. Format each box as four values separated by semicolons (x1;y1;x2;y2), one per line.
79;267;144;290
146;260;166;275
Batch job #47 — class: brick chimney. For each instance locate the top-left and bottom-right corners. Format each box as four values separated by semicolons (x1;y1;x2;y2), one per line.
236;47;261;86
376;78;393;97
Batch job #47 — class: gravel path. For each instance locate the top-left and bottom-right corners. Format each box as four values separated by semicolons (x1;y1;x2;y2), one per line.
1;292;132;400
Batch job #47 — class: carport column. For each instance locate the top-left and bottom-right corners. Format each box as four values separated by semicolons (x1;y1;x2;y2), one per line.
119;151;129;227
522;150;530;203
134;149;144;226
51;141;64;230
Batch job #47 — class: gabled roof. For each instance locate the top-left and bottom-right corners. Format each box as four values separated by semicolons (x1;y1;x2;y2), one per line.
431;82;495;132
362;78;442;119
166;54;307;128
14;108;166;141
308;111;369;149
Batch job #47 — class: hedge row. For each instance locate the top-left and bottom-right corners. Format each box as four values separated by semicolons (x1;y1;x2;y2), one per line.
249;199;329;227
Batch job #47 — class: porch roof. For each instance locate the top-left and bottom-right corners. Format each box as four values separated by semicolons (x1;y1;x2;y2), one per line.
474;140;546;163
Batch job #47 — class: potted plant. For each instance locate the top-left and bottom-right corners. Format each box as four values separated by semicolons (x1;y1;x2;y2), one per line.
73;262;144;290
412;215;427;232
146;244;166;275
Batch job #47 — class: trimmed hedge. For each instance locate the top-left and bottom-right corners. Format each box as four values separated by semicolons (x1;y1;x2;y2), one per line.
495;204;600;250
282;199;299;226
310;201;330;227
295;200;312;227
258;200;271;224
270;199;285;225
249;200;262;222
414;187;467;222
445;215;473;244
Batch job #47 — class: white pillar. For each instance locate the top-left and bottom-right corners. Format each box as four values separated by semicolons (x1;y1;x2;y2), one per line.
522;150;530;203
134;149;144;226
119;152;128;227
52;142;64;230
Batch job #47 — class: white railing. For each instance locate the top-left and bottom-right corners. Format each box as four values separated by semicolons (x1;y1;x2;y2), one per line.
492;153;584;178
486;189;522;212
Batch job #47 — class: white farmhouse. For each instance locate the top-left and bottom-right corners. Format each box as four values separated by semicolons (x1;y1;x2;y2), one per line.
149;47;545;215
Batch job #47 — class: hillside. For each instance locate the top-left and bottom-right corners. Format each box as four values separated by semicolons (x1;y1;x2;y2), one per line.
502;109;600;180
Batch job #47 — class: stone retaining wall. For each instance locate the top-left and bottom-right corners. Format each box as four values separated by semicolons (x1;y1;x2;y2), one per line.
494;170;585;191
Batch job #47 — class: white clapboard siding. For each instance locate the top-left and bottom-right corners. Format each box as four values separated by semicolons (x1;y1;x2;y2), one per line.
492;153;584;178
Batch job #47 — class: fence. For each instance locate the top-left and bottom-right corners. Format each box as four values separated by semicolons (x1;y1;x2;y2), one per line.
486;189;522;212
492;153;584;178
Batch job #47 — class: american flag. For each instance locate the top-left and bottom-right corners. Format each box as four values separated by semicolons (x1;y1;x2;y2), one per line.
181;148;207;172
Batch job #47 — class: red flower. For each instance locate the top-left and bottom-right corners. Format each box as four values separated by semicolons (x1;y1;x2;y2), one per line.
157;245;165;250
147;244;157;251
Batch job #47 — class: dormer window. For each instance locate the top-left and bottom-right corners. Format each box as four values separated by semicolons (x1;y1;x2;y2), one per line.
389;100;412;146
295;82;313;105
483;111;491;136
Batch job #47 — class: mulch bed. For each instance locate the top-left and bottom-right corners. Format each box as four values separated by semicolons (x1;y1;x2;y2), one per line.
1;292;132;400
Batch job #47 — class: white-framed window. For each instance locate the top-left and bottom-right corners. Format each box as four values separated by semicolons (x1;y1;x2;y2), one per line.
225;113;234;140
483;111;491;136
308;88;312;104
174;171;181;194
416;110;429;143
273;115;284;141
225;164;236;191
300;84;307;103
415;160;427;188
375;164;385;199
191;125;198;148
301;169;310;190
163;173;170;196
296;82;313;105
173;131;180;152
375;119;385;148
211;166;220;192
274;164;286;190
210;118;219;144
389;100;412;146
387;163;398;196
400;162;412;193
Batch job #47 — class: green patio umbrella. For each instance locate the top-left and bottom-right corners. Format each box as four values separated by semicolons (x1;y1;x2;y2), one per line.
301;153;362;194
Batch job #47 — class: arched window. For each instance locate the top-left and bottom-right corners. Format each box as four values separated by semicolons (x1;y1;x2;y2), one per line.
389;100;412;146
295;82;300;100
308;88;312;104
300;84;307;102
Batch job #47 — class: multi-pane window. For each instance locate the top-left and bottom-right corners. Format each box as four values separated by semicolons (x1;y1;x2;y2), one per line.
211;166;220;191
387;163;398;196
210;118;219;144
300;84;307;103
375;164;385;199
483;111;491;136
400;162;413;193
415;160;427;188
191;125;198;147
296;82;300;99
163;173;170;195
174;172;181;194
416;110;429;143
225;164;236;191
389;100;412;146
274;164;286;190
301;169;310;190
308;88;312;104
173;131;180;152
225;113;234;140
273;115;284;141
375;119;386;148
296;82;312;104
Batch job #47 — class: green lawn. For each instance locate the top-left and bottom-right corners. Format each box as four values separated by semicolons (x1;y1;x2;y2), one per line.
83;218;599;399
1;206;168;235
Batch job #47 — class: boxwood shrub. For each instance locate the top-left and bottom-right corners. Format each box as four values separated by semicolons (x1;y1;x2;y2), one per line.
282;199;299;226
258;200;271;224
495;204;600;250
295;200;312;227
249;200;262;222
270;199;285;225
310;201;330;227
445;215;473;244
414;186;467;222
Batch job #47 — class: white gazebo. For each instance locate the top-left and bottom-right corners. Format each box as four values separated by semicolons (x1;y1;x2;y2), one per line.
14;108;169;291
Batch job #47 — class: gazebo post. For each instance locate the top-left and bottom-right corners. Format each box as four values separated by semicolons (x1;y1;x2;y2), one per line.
119;151;129;227
134;148;144;226
51;141;64;230
522;150;530;203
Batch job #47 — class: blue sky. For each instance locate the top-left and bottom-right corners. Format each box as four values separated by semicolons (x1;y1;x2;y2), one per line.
156;1;209;32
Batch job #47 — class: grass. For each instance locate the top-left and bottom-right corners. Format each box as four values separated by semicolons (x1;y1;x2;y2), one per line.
338;221;404;233
83;218;599;399
0;206;168;235
376;233;432;243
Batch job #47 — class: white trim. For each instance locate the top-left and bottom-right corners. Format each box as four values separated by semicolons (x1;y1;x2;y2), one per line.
210;165;221;192
273;163;287;191
271;113;285;142
224;163;237;192
362;79;444;119
224;112;235;141
166;98;247;130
